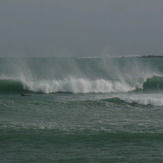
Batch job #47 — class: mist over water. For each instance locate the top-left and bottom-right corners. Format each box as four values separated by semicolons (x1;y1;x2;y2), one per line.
0;57;162;94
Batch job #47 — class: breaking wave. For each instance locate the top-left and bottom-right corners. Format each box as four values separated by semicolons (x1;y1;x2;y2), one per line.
0;75;163;94
0;57;162;94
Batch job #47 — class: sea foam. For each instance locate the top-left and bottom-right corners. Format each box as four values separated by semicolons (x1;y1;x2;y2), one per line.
22;77;136;93
119;95;163;106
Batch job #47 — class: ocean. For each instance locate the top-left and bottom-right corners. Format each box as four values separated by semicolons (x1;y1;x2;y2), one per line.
0;57;163;162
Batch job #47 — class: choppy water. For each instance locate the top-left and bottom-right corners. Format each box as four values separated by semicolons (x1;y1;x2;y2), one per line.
1;57;163;162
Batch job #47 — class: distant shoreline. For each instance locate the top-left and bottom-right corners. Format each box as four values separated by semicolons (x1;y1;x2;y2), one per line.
0;55;163;59
140;55;163;58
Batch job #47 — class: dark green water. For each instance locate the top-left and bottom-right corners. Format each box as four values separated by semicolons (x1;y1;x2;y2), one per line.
1;57;163;162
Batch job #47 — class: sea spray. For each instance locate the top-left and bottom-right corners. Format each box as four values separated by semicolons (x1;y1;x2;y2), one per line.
22;78;136;93
0;57;161;93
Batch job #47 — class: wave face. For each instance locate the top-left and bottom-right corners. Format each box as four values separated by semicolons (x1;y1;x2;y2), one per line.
142;76;163;90
0;80;24;93
0;57;162;94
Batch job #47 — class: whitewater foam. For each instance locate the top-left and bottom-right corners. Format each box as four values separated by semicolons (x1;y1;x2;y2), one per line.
1;75;163;94
22;77;136;93
119;95;163;106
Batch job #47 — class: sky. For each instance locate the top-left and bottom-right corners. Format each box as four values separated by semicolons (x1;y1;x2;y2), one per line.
0;0;163;57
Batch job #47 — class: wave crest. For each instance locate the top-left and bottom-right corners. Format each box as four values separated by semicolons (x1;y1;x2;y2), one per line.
1;75;163;94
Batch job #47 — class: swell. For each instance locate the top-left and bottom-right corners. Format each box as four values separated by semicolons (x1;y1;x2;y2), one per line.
1;75;163;94
1;128;163;141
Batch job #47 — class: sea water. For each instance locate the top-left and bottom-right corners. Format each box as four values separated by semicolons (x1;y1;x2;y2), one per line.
0;57;163;162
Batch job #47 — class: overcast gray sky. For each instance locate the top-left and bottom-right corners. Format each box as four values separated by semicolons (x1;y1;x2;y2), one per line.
0;0;163;57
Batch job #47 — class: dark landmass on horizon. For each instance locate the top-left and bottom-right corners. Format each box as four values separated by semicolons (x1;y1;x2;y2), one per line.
140;55;163;58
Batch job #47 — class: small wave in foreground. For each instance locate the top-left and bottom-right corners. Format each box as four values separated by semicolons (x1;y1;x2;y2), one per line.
105;94;163;106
